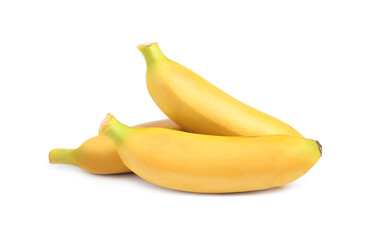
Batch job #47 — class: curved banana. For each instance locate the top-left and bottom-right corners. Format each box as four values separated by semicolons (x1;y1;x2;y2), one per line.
138;42;302;137
49;119;182;174
99;114;321;193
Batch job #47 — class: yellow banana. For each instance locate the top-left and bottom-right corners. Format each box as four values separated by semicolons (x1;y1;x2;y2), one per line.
138;42;302;137
49;119;182;174
99;114;321;193
49;135;129;174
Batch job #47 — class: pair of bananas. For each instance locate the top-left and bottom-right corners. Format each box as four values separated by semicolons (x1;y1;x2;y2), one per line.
50;42;322;193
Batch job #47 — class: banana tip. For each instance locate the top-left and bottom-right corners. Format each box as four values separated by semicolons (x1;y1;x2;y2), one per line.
99;113;114;135
316;141;322;155
137;42;157;50
49;149;56;164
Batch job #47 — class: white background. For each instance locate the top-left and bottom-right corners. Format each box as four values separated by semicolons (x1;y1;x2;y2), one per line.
1;1;370;239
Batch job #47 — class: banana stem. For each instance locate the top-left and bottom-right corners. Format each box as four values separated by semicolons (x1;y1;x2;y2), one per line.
137;42;167;65
49;149;75;165
99;114;130;144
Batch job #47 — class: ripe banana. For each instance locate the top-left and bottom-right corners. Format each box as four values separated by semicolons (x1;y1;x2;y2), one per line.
49;119;182;174
49;135;130;174
138;42;302;137
99;114;321;193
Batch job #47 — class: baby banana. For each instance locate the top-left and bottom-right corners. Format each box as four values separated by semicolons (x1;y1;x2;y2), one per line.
49;119;182;174
138;42;302;137
99;114;321;193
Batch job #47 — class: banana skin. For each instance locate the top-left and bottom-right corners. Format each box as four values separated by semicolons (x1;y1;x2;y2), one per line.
49;119;182;174
138;42;302;137
99;114;321;193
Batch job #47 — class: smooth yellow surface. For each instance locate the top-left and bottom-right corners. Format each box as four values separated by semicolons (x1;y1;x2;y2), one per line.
99;114;321;193
138;42;302;137
135;118;182;130
49;119;182;174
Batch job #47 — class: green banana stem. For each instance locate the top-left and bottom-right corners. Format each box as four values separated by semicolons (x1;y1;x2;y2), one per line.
49;149;76;165
137;42;167;65
99;114;130;144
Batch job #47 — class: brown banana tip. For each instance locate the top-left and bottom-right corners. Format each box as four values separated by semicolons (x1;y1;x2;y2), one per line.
316;141;322;155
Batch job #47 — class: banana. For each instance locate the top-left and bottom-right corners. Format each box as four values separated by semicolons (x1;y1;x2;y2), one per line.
49;119;182;174
49;135;130;174
138;42;302;137
99;114;321;193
